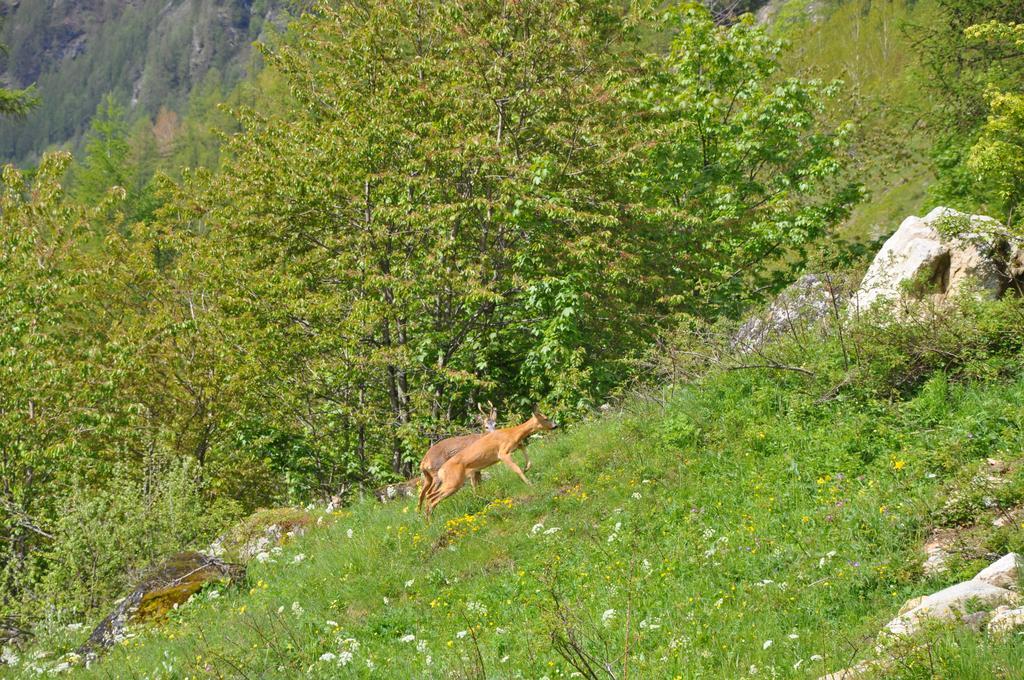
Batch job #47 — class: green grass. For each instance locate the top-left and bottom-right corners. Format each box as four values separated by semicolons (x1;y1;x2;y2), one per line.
8;324;1024;678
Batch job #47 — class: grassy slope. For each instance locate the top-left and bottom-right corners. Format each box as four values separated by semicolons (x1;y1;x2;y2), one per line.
20;331;1024;679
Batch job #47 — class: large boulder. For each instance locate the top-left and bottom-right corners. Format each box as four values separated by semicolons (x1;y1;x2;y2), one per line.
849;207;1024;315
79;552;243;655
883;556;1023;639
733;273;844;352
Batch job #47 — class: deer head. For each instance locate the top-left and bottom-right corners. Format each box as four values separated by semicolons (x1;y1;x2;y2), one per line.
477;401;498;431
531;406;559;430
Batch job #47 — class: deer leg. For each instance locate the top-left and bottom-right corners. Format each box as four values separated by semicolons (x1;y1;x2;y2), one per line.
520;448;532;471
426;465;466;519
498;452;531;486
417;470;433;513
469;471;482;494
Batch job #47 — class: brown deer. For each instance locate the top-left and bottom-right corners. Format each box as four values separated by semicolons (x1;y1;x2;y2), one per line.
416;403;498;513
424;407;558;519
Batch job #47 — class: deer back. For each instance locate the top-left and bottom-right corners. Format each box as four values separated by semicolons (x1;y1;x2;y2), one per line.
422;433;485;474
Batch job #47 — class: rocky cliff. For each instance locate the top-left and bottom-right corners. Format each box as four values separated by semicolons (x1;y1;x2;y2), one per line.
0;0;281;163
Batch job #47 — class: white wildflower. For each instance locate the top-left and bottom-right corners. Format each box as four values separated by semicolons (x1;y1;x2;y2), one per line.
404;579;415;588
793;659;803;670
543;527;561;535
346;528;354;539
277;606;285;614
65;623;83;632
291;601;304;617
338;650;353;666
456;630;468;639
601;609;616;626
632;492;642;499
466;601;488;616
254;551;272;563
702;528;716;539
500;655;510;663
749;664;758;675
400;634;416;643
425;655;433;666
639;617;661;630
787;633;799;640
207;590;221;600
810;654;824;662
762;639;773;650
292;553;306;564
319;652;337;662
531;523;545;535
416;640;428;654
326;620;339;628
642;559;652;574
365;658;376;670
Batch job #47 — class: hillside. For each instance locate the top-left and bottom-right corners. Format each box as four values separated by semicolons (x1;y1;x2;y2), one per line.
6;293;1024;678
0;0;282;164
2;0;1024;676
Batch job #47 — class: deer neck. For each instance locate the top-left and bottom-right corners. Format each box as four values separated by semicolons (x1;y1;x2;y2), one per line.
505;418;541;447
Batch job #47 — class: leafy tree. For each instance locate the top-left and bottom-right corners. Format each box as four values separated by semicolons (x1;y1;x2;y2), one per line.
916;0;1024;214
965;20;1024;226
0;154;98;616
185;0;651;479
630;4;861;317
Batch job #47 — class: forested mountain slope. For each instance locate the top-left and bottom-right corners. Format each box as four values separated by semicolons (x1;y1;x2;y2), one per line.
0;0;281;163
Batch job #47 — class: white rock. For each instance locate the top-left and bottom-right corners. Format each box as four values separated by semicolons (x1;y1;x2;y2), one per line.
974;553;1020;591
849;207;1022;315
988;607;1024;634
884;579;1021;638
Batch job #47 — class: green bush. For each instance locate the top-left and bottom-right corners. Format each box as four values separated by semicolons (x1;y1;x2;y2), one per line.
38;459;242;622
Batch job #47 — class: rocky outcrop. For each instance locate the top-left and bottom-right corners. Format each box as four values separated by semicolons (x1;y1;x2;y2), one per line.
79;552;243;656
820;554;1022;680
733;273;843;352
373;478;419;504
882;578;1021;638
849;207;1024;315
208;508;318;563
